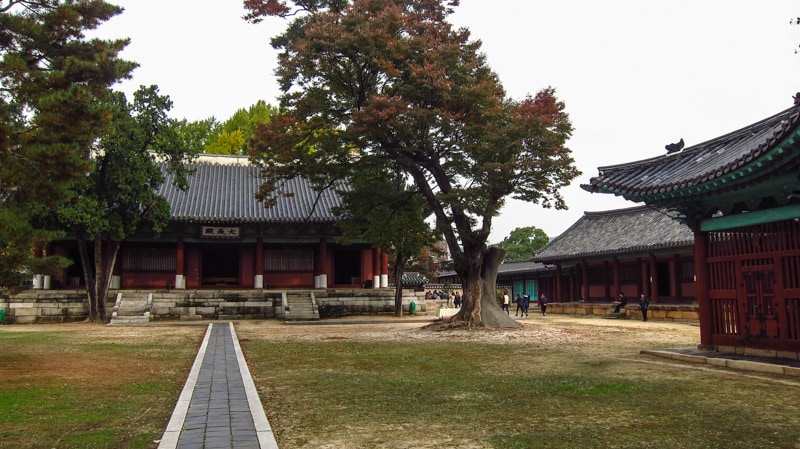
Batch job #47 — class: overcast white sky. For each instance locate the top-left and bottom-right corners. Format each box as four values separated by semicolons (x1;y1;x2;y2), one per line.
95;1;800;242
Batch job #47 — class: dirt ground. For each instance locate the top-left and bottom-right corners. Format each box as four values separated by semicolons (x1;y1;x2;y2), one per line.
234;314;701;351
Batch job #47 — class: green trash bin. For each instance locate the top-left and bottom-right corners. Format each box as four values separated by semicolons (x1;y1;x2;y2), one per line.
0;308;5;324
409;301;416;315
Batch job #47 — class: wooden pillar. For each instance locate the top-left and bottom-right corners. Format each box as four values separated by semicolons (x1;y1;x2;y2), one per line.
381;251;389;288
649;253;658;303
603;261;611;301
671;254;682;301
555;264;562;302
176;237;184;276
255;237;263;274
581;260;589;302
569;270;575;302
316;238;329;288
175;237;185;289
612;257;620;299
639;257;648;296
694;230;713;349
254;236;264;288
372;248;381;288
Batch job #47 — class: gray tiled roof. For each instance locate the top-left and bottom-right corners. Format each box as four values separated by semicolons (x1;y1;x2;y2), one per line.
158;158;342;224
585;103;800;200
436;259;549;279
497;259;548;274
402;272;429;286
533;206;693;263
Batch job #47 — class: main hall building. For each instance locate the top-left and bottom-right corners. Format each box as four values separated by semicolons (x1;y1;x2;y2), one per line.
47;155;389;292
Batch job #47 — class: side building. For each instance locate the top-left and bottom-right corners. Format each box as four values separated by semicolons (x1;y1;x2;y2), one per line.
533;205;695;304
582;97;800;355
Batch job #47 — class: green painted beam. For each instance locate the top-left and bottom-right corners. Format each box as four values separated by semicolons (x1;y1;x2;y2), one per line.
701;204;800;231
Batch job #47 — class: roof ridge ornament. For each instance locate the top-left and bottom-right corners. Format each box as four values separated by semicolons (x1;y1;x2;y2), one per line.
665;138;684;154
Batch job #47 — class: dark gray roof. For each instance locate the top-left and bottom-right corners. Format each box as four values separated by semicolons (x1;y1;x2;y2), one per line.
497;259;548;274
584;103;800;201
436;258;549;279
402;272;429;286
533;206;693;263
158;157;342;224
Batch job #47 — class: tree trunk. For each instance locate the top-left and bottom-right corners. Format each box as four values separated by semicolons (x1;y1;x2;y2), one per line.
452;247;519;328
477;247;521;328
76;234;98;321
393;253;404;317
78;235;121;323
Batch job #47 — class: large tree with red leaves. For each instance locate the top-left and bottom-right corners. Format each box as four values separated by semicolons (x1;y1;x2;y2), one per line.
245;0;579;328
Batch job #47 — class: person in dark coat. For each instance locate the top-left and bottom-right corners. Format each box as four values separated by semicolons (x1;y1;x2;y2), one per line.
639;293;650;321
613;292;627;313
539;294;548;316
522;293;530;316
515;294;525;316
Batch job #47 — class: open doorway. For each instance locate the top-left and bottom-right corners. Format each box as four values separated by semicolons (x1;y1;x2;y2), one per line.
656;261;671;298
202;248;239;286
333;251;361;285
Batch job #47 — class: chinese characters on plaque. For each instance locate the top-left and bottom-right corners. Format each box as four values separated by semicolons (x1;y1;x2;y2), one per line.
201;226;240;238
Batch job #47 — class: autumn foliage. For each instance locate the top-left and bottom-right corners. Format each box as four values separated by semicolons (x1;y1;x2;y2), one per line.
245;0;580;327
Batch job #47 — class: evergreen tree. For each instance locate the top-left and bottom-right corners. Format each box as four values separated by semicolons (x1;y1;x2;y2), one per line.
0;0;136;291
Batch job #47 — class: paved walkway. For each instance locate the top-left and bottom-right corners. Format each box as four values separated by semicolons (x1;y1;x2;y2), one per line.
158;323;279;449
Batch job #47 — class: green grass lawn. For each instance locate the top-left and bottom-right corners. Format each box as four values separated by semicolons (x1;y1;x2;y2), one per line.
0;325;204;449
2;319;799;449
238;321;800;449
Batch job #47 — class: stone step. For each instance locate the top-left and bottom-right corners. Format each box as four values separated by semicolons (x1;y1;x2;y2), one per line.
284;293;319;320
605;312;626;319
109;316;150;326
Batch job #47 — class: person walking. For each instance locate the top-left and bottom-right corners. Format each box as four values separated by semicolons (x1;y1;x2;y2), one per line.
539;293;548;316
502;291;511;315
522;293;530;316
639;293;650;321
515;294;525;316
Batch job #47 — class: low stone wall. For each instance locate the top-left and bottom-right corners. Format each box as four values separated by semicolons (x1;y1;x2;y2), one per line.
1;288;428;323
150;290;285;321
547;302;699;322
314;288;426;318
0;290;99;324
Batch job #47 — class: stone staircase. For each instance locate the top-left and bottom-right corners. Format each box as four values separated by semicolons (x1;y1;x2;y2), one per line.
109;292;152;325
284;291;319;322
604;310;626;319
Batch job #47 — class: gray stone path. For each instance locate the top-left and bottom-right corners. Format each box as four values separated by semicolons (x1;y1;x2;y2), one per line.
158;323;279;449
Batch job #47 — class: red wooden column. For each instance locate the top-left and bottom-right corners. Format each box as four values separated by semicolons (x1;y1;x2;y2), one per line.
175;236;185;289
581;260;589;302
671;254;682;301
568;270;575;302
316;238;329;288
381;251;389;288
639;257;648;296
372;248;381;288
612;257;621;299
649;253;658;303
254;236;264;288
603;261;611;301
694;230;713;348
555;264;562;302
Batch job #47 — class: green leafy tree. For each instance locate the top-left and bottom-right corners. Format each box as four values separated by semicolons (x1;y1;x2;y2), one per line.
335;162;437;316
246;0;580;328
57;86;197;321
0;0;136;291
494;226;549;261
172;117;221;152
206;100;276;154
